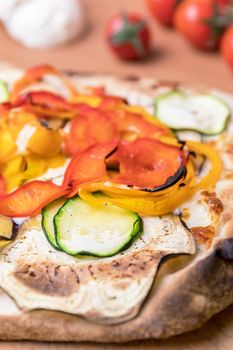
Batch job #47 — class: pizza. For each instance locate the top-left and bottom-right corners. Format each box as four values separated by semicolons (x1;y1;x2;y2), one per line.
0;64;232;342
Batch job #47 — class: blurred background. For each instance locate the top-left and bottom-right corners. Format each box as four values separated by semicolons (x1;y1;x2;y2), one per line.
0;0;232;91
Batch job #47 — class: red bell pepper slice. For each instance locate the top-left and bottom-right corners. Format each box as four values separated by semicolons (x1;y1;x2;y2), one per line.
110;108;170;139
64;109;119;155
63;140;118;197
0;176;5;196
112;138;185;188
11;64;78;102
99;96;126;110
14;91;79;119
0;102;12;114
0;180;68;217
89;86;125;110
3;90;92;119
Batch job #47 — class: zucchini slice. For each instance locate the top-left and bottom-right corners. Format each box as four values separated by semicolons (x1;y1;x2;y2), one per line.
42;198;65;250
154;91;230;135
54;196;142;257
176;130;202;142
0;81;9;103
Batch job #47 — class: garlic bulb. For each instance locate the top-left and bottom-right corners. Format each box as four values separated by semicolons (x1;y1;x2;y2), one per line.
1;0;85;49
0;0;21;22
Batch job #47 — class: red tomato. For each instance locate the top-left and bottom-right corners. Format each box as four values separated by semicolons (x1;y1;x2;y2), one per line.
146;0;177;26
174;0;224;50
215;0;231;11
106;13;151;60
221;25;233;69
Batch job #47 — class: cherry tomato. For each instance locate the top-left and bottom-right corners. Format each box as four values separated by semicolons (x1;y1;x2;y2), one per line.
221;25;233;69
146;0;178;26
174;0;224;50
106;13;151;60
215;0;231;12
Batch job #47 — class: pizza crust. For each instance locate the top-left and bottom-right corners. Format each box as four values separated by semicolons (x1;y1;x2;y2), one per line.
0;238;232;342
0;69;232;341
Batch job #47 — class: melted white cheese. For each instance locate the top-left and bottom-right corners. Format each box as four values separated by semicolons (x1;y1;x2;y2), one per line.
179;194;211;228
36;160;70;185
16;124;36;153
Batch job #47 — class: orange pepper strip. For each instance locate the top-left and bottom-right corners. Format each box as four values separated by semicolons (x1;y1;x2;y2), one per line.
0;176;5;195
14;91;79;119
63;140;118;198
11;64;78;102
121;104;173;136
0;180;68;217
64;109;119;156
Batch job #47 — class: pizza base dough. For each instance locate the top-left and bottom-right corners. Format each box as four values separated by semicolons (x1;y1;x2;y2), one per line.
0;240;232;341
0;70;232;341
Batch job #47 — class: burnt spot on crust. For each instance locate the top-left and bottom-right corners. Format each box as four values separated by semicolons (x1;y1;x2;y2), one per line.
148;247;233;339
190;226;215;248
216;239;233;260
184;191;224;249
224;143;233;156
13;249;163;297
201;191;224;215
14;264;80;297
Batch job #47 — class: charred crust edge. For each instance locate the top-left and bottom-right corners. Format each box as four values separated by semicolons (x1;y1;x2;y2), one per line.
216;238;233;261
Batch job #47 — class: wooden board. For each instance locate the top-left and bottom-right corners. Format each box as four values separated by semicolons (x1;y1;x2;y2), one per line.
0;0;232;348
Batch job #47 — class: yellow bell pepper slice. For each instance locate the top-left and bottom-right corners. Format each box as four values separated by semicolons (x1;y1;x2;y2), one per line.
2;156;26;190
71;95;102;107
78;164;192;216
3;155;47;192
78;141;222;216
0;127;17;162
46;154;67;168
2;156;26;177
27;125;62;157
6;111;62;158
79;176;184;198
78;188;182;216
22;155;47;179
187;141;222;190
0;240;11;251
7;111;37;139
2;153;66;193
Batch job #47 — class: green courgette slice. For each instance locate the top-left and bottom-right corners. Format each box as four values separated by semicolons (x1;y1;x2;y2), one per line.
0;81;9;103
42;198;65;250
154;91;230;135
54;196;142;257
176;130;202;142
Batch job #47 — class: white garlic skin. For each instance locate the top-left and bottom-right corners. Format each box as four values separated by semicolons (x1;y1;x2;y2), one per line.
2;0;85;49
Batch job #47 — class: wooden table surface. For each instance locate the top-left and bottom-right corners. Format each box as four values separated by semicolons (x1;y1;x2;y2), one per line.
0;0;232;348
0;0;232;92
